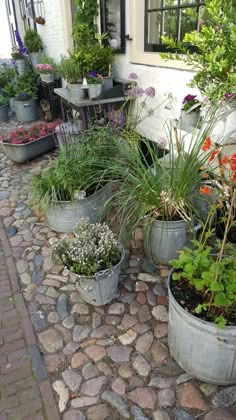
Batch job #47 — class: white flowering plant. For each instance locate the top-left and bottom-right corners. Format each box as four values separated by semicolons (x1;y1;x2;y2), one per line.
52;218;121;276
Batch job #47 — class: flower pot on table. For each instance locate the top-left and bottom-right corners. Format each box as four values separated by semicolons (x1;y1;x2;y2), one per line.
88;84;102;100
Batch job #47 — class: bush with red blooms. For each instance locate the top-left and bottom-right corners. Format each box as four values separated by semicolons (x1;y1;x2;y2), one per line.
1;121;60;145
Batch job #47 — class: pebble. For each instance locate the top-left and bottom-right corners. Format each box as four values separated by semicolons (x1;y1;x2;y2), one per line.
63;316;74;330
63;411;86;420
174;410;194;420
128;387;156;409
84;345;107;362
82;362;99;379
136;331;153;353
118;364;133;378
154;323;168;338
107;303;125;315
138;305;152;323
32;271;44;285
57;293;69;320
118;329;137;345
91;325;116;338
178;383;208;411
71;397;98;409
52;380;69;413
133;355;151;377
63;341;80;356
20;272;31;285
152;305;168;322
131;405;149;420
157;389;175;408
176;373;192;385
149;376;175;388
45;354;65;373
151;341;170;365
107;345;132;363
212;385;236;408
138;273;160;283
101;390;130;419
153;411;171;420
204;408;236;420
81;376;107;397
38;328;64;353
48;311;60;324
5;225;17;238
31;311;46;331
71;303;89;315
111;377;126;395
62;369;82;392
73;325;91;343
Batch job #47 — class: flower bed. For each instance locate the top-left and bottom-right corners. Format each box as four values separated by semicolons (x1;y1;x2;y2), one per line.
1;121;59;145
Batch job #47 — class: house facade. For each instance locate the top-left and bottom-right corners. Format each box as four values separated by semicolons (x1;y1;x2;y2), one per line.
8;0;200;141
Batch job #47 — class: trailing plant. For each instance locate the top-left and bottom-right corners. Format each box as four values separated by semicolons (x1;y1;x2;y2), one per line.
52;218;120;276
24;29;43;53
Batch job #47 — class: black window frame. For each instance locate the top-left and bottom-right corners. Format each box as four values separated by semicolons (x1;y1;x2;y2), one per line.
144;0;205;52
100;0;126;54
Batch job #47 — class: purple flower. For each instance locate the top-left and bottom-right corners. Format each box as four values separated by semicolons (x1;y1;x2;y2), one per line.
15;31;27;55
88;71;97;78
225;93;234;100
145;87;155;98
182;94;197;104
127;87;144;97
147;108;154;116
128;72;138;80
140;101;147;109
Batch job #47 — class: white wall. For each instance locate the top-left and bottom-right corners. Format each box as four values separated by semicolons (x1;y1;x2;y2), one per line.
0;2;12;58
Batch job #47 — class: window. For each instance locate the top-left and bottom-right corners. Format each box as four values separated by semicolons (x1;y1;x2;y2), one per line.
100;0;126;53
145;0;205;52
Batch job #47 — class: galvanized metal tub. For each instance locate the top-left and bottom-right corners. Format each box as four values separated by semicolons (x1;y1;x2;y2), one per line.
46;184;111;233
0;104;9;122
74;242;125;306
168;269;236;384
14;99;38;122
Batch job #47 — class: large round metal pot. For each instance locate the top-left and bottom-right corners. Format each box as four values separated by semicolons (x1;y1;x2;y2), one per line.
14;99;38;122
143;219;200;264
168;269;236;384
73;242;125;306
46;184;111;233
0;104;9;122
30;52;41;68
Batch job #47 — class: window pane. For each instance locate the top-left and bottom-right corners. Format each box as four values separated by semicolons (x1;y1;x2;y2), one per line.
179;7;198;39
163;9;177;38
106;0;122;49
163;0;178;6
147;11;161;44
180;0;198;4
148;0;161;8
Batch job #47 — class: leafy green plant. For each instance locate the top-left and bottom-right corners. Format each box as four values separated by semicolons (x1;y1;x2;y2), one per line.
40;54;59;73
59;56;83;83
23;29;43;53
0;96;9;106
14;69;39;99
161;0;236;102
0;64;15;88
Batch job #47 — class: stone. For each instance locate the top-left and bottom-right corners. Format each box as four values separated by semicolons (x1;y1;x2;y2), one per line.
0;207;12;217
57;293;69;320
20;272;31;285
200;383;218;397
107;303;125;315
96;339;113;347
80;338;96;348
151;342;170;365
37;286;47;295
62;369;82;392
105;315;121;325
176;373;192;385
6;225;17;238
0;191;9;200
71;397;98;409
212;386;236;408
153;284;167;296
101;391;130;419
63;316;75;330
53;380;69;413
55;324;72;343
142;257;156;273
131;405;149;420
120;314;138;329
107;345;132;363
133;323;151;335
130;300;140;315
71;303;89;315
85;345;106;362
91;325;116;338
92;312;102;329
97;361;113;376
147;290;157;306
154;323;168;338
16;259;28;274
149;376;176;388
63;411;86;420
136;331;153;353
156;359;184;377
81;376;107;397
34;254;44;267
71;353;89;369
82;363;99;380
178;383;208;411
87;404;110;420
24;283;37;301
118;329;137;345
32;271;44;285
138;305;151;323
38;328;63;353
46;287;59;298
118;364;133;378
136;292;147;304
48;311;60;324
119;292;136;304
152;305;168;322
31;311;46;331
73;325;91;343
204;408;236;420
129;376;145;390
157;389;175;408
111;378;126;396
128;387;156;409
70;292;84;304
43;279;61;288
45;354;65;373
43;257;54;272
133;355;151;377
138;273;160;283
153;411;171;420
63;341;80;356
135;281;149;292
174;410;194;420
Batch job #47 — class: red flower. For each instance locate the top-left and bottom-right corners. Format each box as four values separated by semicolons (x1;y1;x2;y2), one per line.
209;150;218;162
220;156;228;165
233;174;236;184
199;185;211;195
230;154;236;172
202;136;211;151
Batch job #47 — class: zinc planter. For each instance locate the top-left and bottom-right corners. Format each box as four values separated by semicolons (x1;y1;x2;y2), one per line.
46;185;111;233
102;76;113;93
15;59;26;75
168;269;236;384
73;243;125;306
0;104;9;122
88;84;102;100
1;134;56;163
14;99;38;122
40;73;54;83
30;52;41;68
179;110;200;132
68;83;84;100
143;219;201;264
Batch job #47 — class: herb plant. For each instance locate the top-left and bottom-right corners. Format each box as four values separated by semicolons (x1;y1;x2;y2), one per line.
13;69;39;99
52;218;120;276
23;29;43;53
59;56;83;84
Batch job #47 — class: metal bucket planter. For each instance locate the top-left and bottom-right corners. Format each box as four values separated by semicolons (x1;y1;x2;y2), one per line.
68;83;84;100
0;104;9;122
74;243;125;306
40;73;54;83
46;184;111;233
102;76;113;93
178;110;200;132
15;59;26;75
1;133;56;163
143;219;201;264
14;98;38;122
88;84;102;100
30;52;41;68
168;269;236;384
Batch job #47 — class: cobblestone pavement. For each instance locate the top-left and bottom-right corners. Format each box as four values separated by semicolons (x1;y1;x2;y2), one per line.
0;119;236;419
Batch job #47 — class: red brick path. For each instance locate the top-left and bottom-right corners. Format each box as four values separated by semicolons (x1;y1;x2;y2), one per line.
0;221;60;420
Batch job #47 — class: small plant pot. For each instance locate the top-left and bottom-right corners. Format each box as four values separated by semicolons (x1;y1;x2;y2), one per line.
88;84;102;100
30;52;41;68
1;133;57;163
15;59;26;75
178;110;200;132
14;99;38;122
0;104;9;122
102;76;114;93
68;83;84;100
168;269;236;384
40;73;54;83
73;243;125;306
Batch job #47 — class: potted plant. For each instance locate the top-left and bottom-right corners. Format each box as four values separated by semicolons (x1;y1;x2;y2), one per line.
168;179;236;384
179;94;201;132
0;121;58;163
13;69;39;122
40;54;60;80
0;96;10;122
52;218;125;306
36;63;54;83
24;29;43;68
59;56;84;99
86;71;103;100
161;0;236;140
11;46;26;75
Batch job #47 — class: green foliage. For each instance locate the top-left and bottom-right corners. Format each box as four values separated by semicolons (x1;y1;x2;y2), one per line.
73;0;98;31
0;64;15;88
59;56;83;83
13;69;39;99
0;96;9;106
24;29;43;53
161;0;236;102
